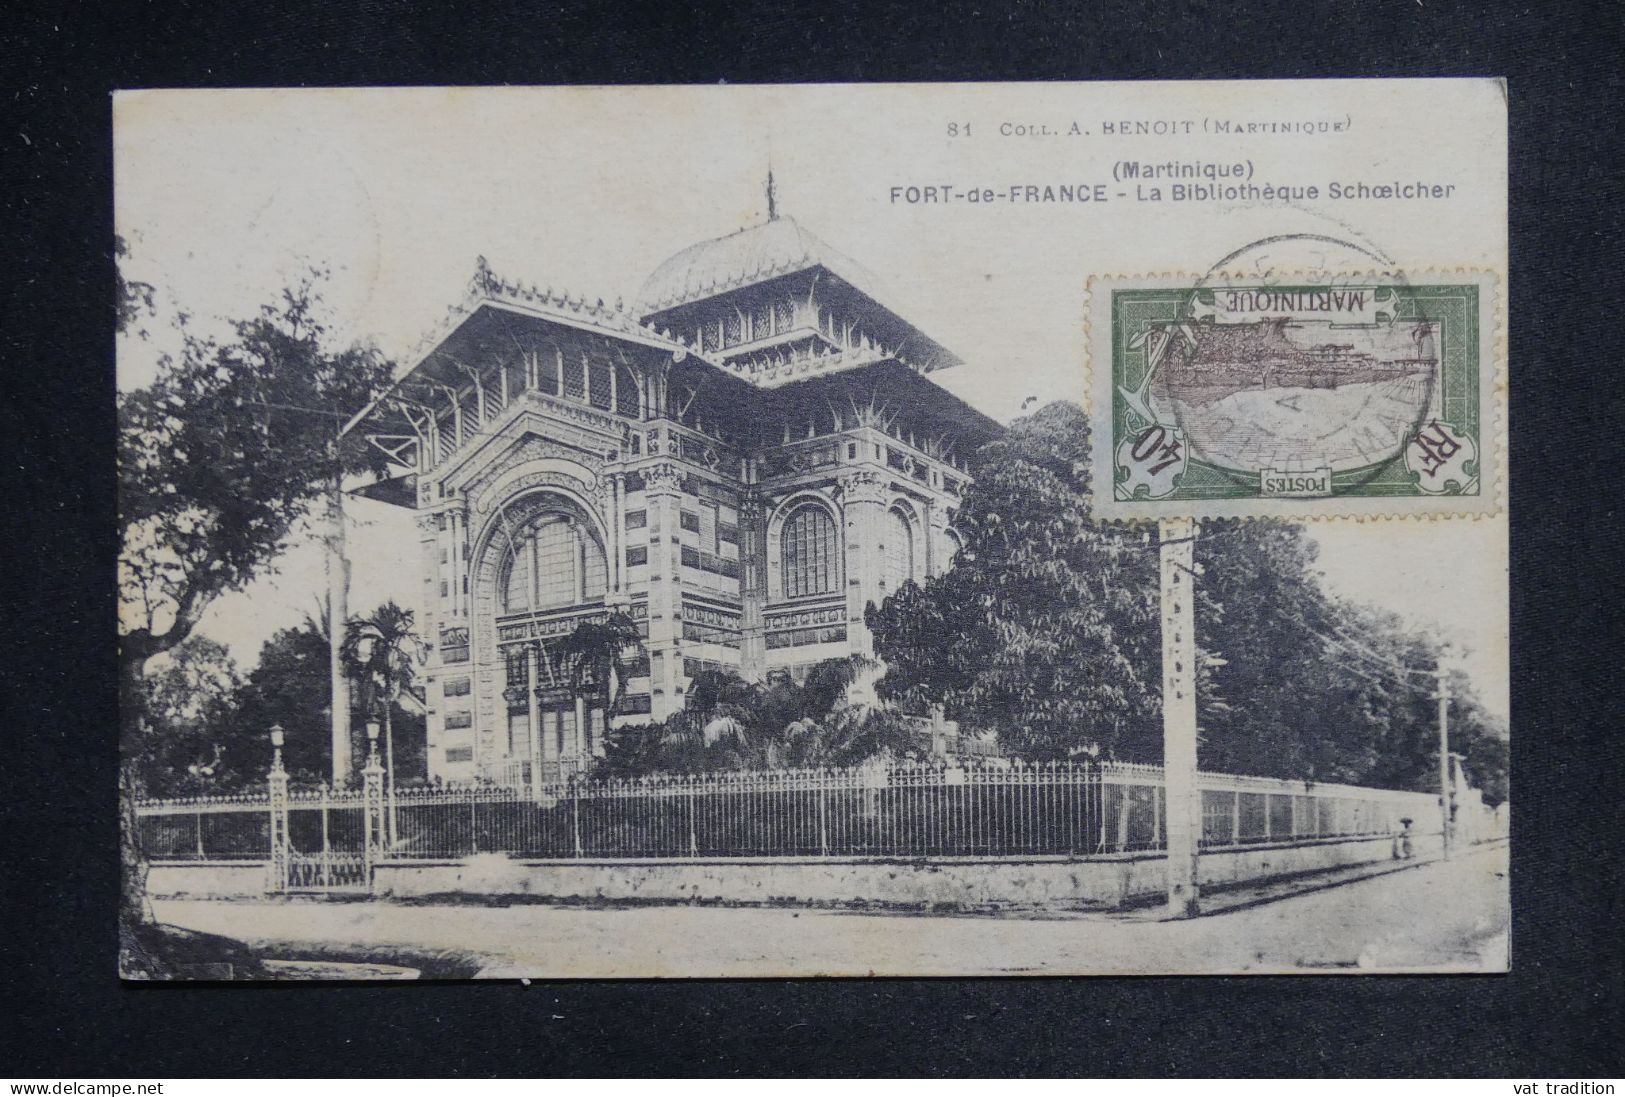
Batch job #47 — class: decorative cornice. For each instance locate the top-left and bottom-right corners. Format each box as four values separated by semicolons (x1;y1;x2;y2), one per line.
641;462;685;496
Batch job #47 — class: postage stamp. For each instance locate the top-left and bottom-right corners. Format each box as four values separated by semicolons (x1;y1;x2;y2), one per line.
1088;271;1500;521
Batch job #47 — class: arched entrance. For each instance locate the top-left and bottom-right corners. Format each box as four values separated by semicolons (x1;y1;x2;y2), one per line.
475;488;611;784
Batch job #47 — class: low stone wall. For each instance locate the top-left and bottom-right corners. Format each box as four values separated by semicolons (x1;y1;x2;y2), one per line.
371;832;1440;909
149;833;1442;908
147;860;269;900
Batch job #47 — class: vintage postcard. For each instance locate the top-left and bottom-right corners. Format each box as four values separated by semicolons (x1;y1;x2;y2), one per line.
116;80;1508;979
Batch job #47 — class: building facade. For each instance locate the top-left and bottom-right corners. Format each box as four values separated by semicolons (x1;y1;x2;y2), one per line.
347;213;999;785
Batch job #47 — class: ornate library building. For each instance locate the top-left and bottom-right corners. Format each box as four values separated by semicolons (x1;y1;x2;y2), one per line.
347;208;998;785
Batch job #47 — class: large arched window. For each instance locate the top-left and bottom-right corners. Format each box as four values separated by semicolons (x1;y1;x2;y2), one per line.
780;503;839;599
883;505;915;592
500;513;607;613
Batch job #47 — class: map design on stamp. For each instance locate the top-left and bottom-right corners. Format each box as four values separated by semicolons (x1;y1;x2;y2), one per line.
1095;278;1490;517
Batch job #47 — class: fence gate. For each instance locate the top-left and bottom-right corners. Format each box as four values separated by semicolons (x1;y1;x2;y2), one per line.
269;779;376;895
285;850;370;893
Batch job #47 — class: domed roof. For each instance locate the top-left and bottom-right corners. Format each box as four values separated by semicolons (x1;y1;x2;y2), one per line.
637;216;884;315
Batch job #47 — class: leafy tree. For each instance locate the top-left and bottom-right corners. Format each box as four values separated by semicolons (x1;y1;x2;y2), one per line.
117;254;393;940
866;402;1510;806
115;236;156;338
1192;521;1346;779
867;401;1161;759
226;613;344;788
131;636;243;796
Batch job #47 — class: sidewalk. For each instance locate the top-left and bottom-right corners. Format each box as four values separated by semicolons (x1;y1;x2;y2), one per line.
152;841;1509;977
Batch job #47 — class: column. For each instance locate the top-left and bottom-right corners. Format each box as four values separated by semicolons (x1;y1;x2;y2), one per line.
448;507;463;618
839;470;889;660
737;495;767;682
415;511;442;782
642;462;686;720
612;472;627;599
599;477;619;597
924;500;951;580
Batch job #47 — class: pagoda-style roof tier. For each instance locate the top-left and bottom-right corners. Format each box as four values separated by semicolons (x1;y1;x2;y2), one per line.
639;217;870;313
752;358;1001;455
638;217;964;377
342;257;998;504
343;257;724;439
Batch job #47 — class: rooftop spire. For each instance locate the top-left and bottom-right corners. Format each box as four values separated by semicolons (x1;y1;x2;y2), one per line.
766;166;778;221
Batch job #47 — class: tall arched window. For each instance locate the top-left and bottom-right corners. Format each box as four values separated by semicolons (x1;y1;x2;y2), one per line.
780;503;839;599
883;505;915;592
942;528;963;568
500;513;607;613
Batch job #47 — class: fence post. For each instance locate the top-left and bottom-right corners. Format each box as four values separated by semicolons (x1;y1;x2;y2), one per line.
688;778;698;858
267;728;290;894
818;769;829;856
362;726;386;891
194;807;205;860
1231;789;1241;846
320;782;331;888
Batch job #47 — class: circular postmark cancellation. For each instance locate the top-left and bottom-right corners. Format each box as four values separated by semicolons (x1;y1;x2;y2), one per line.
1090;234;1495;521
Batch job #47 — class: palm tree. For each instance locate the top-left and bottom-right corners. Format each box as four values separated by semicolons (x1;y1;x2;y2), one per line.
654;657;887;772
555;611;645;719
339;600;426;841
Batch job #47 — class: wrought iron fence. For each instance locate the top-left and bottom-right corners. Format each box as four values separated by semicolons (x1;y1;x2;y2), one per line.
135;760;1438;865
134;791;274;860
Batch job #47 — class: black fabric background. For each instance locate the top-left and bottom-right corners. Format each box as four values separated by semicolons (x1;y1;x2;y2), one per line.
2;0;1621;1077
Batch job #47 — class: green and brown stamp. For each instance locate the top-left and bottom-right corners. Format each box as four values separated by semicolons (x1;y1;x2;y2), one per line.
1088;272;1499;521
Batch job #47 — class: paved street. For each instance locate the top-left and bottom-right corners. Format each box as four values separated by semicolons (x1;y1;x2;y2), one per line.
154;841;1508;977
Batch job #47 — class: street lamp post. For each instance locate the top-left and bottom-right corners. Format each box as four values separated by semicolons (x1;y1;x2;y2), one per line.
361;719;386;878
267;724;289;892
366;717;394;847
